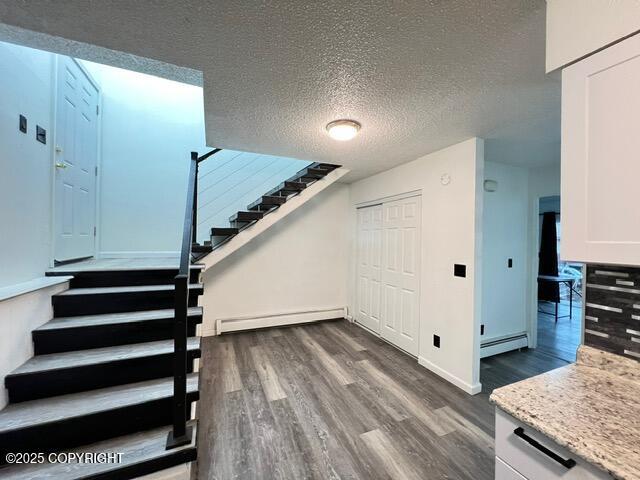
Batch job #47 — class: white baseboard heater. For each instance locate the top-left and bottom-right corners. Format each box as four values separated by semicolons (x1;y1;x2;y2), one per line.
212;307;347;335
480;332;529;359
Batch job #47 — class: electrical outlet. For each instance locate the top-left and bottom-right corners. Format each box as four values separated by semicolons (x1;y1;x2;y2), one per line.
433;334;440;348
36;125;46;144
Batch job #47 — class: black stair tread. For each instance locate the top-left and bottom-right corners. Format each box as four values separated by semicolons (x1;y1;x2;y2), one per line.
281;181;307;189
36;307;203;331
0;373;199;434
0;420;196;479
54;283;203;296
211;227;239;236
229;211;264;222
247;195;287;208
7;338;201;377
302;167;327;176
262;195;287;202
268;181;307;195
47;264;203;275
298;175;319;183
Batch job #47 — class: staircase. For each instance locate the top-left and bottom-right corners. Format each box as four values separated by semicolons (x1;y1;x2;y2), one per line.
0;150;342;479
0;265;204;479
193;161;341;258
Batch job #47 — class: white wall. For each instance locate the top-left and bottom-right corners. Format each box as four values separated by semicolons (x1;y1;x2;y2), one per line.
546;0;640;72
80;61;207;257
200;182;350;335
0;41;55;287
481;162;528;344
526;162;561;346
349;138;484;394
0;281;69;408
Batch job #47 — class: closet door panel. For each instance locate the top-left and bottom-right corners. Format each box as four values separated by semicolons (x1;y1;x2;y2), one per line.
380;196;421;355
356;205;383;333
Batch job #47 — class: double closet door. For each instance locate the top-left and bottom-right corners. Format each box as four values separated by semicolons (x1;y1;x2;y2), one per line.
355;196;421;355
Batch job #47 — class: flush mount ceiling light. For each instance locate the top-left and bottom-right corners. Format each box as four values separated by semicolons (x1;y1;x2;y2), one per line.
326;119;361;141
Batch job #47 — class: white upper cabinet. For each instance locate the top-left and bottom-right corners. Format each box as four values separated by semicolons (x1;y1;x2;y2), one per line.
546;0;640;72
562;33;640;265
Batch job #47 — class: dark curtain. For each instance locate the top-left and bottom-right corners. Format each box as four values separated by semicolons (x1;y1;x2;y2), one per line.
538;212;560;302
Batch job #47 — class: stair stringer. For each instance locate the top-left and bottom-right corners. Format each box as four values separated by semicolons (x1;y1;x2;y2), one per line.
200;166;349;271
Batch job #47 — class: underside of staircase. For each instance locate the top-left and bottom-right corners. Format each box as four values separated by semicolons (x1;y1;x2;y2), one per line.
192;161;343;262
0;265;204;479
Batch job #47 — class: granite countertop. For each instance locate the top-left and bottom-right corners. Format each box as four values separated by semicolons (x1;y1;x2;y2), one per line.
490;345;640;480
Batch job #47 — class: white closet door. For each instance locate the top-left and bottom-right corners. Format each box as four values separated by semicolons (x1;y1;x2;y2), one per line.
380;196;421;355
355;204;383;333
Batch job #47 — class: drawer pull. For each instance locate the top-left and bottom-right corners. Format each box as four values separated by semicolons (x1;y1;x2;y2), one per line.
513;427;576;469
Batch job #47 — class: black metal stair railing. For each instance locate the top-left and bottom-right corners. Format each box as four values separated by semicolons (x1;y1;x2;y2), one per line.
166;148;221;449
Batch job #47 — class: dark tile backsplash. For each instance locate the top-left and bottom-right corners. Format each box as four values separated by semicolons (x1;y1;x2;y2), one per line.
585;264;640;362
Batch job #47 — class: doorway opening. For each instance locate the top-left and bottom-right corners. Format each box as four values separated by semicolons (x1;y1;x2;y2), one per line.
478;163;579;398
535;195;583;362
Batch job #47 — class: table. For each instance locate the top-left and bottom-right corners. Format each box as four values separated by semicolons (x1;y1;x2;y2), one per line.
537;274;579;322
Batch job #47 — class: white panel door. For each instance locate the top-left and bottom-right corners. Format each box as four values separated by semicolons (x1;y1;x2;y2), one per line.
562;33;640;265
380;196;421;355
54;57;99;262
355;204;383;333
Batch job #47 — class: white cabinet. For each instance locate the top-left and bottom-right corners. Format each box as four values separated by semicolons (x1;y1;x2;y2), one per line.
496;456;526;480
561;32;640;265
495;408;611;480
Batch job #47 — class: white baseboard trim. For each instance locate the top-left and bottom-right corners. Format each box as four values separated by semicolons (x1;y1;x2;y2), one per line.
480;333;529;359
418;356;482;395
98;251;180;259
203;307;347;336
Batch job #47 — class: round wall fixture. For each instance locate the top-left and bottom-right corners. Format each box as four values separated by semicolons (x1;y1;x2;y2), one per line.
440;173;451;185
326;119;361;141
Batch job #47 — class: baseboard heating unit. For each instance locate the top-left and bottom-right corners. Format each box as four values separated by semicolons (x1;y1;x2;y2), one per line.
480;332;528;358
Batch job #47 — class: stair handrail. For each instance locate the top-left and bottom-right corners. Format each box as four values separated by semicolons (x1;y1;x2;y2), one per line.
167;148;221;449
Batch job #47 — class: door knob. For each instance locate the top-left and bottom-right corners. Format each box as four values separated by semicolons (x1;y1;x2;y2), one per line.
55;162;68;169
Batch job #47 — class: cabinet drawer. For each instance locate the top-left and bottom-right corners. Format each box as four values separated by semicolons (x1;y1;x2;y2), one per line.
495;408;611;479
496;456;526;480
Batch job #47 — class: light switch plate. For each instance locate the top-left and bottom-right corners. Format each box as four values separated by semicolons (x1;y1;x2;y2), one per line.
36;125;46;144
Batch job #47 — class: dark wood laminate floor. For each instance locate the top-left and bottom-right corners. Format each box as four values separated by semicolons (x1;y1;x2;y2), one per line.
536;300;582;362
480;347;569;396
196;320;570;479
197;321;496;479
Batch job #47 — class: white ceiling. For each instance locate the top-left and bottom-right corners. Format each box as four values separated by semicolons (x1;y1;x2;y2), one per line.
0;0;560;181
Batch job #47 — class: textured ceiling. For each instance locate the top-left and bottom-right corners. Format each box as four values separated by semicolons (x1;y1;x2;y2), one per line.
0;0;560;181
